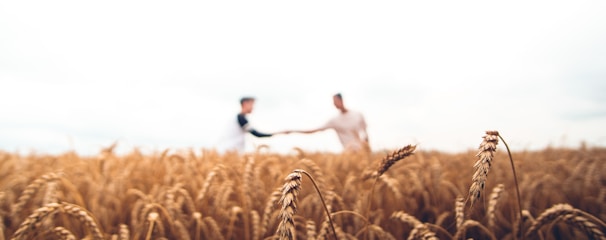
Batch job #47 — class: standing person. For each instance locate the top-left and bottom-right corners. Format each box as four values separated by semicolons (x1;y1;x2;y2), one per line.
219;96;288;152
291;93;369;152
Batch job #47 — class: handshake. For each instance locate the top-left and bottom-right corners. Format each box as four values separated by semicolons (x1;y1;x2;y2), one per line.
273;130;296;135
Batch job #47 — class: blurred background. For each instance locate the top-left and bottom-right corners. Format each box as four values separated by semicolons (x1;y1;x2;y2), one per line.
1;1;605;155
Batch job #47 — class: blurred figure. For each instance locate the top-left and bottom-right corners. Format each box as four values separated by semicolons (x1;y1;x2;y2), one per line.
291;93;369;152
220;96;288;152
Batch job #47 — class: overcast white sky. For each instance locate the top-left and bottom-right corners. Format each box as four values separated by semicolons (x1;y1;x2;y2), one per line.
1;1;605;155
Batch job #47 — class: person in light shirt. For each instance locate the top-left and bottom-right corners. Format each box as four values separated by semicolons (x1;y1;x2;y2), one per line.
291;93;370;152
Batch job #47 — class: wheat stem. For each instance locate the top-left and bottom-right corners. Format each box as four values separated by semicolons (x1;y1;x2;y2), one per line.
298;170;337;240
498;134;523;240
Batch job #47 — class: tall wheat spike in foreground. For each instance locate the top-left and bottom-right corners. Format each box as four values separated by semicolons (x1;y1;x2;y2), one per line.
277;171;302;240
468;131;499;207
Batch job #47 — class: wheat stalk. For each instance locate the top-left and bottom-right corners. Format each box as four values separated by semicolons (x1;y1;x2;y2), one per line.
192;212;204;240
277;170;336;240
145;212;159;240
299;170;337;240
138;203;175;239
513;210;537;240
241;157;255;240
467;131;523;239
319;210;371;240
300;159;327;186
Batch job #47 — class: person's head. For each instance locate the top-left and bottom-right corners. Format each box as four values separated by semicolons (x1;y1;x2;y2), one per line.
333;93;345;111
240;97;256;114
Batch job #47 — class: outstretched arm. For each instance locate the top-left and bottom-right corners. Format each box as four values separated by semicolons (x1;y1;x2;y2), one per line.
238;114;274;138
290;127;326;134
249;129;273;138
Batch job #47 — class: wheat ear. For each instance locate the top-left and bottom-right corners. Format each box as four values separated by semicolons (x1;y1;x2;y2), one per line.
61;203;104;240
557;213;606;240
119;224;130;240
51;226;76;240
455;197;465;230
364;145;416;180
277;171;302;240
278;169;337;240
391;211;438;240
251;210;261;240
452;220;497;240
0;215;5;240
196;164;224;202
487;183;505;229
11;172;60;216
226;206;243;240
262;188;282;237
173;220;190;240
368;224;397;240
467;131;499;207
204;217;224;240
11;203;61;240
526;203;606;239
305;220;316;240
12;202;103;240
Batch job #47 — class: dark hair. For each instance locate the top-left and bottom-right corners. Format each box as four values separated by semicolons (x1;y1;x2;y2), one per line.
334;93;342;100
240;96;255;105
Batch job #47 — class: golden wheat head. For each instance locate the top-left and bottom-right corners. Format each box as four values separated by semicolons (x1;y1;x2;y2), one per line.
468;130;499;207
277;170;302;240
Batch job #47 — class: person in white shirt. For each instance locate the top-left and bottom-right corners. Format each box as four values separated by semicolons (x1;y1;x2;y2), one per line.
220;96;288;152
291;93;370;152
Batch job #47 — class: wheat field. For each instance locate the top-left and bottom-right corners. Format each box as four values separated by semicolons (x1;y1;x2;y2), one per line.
1;140;605;239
